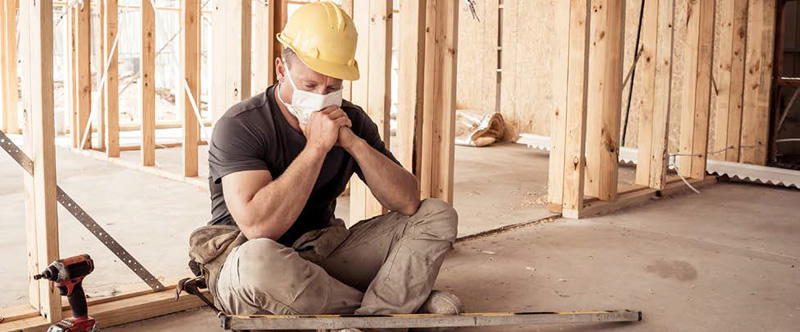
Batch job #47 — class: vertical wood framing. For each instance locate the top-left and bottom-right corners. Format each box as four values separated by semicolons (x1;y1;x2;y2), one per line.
712;0;748;162
19;0;62;322
105;0;120;157
419;0;459;203
341;0;354;102
271;0;288;83
741;0;776;165
1;0;19;134
585;0;624;201
141;0;155;165
350;0;394;221
67;7;78;147
560;0;591;218
182;0;201;177
397;0;426;173
635;0;676;189
253;0;275;94
546;0;570;210
97;0;106;150
211;0;251;124
349;0;371;224
726;0;748;162
679;0;715;179
76;0;91;149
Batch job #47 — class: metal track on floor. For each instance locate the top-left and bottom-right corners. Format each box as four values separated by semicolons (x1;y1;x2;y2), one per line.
518;134;800;189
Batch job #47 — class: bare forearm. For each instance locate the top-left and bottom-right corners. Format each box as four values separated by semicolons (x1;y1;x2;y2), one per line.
347;139;420;215
243;146;327;239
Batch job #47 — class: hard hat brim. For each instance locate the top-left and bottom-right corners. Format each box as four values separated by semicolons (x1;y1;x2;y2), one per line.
277;33;360;81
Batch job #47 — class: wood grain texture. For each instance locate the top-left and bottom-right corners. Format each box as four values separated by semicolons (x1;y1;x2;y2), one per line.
546;0;570;207
741;0;776;165
182;0;201;177
726;0;748;162
253;0;275;95
1;0;18;134
585;0;625;201
76;0;91;149
97;0;106;150
561;0;590;218
647;0;675;189
455;0;498;113
140;0;155;165
19;0;62;321
396;0;426;173
105;0;120;157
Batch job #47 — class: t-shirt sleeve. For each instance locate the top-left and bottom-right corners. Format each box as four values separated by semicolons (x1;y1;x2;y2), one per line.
352;109;402;182
208;116;269;184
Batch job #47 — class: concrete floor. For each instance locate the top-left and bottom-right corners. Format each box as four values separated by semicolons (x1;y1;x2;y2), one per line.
1;138;563;307
106;182;800;331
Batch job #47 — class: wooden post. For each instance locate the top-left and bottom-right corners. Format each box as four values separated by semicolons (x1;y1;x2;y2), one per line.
549;0;591;218
635;0;675;189
711;0;748;162
67;6;78;147
1;0;18;134
585;0;624;201
679;0;715;179
97;0;106;150
396;0;426;173
349;0;371;224
105;0;120;157
141;0;155;166
19;0;62;322
741;0;776;165
181;0;201;177
341;0;354;102
271;0;288;83
211;0;251;124
253;0;276;94
350;0;394;221
418;0;458;203
76;0;91;149
546;0;570;211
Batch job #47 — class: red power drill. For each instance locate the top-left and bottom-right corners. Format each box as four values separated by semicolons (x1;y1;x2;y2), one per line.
33;254;97;332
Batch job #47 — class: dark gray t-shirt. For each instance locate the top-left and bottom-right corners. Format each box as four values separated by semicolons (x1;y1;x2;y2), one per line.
207;85;399;246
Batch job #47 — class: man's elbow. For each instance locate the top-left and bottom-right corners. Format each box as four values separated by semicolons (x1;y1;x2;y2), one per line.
396;196;421;216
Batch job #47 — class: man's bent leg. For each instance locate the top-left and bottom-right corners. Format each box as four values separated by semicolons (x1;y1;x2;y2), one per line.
215;238;363;315
320;199;458;315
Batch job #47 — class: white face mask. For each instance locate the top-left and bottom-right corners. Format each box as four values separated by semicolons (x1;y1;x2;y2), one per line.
277;61;343;125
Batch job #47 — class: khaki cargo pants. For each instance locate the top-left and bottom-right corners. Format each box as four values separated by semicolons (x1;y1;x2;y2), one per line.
214;199;458;316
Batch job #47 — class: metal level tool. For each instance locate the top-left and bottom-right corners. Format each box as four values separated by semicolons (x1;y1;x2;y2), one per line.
0;130;165;291
220;310;642;330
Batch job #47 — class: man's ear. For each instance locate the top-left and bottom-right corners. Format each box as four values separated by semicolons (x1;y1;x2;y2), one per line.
275;57;285;82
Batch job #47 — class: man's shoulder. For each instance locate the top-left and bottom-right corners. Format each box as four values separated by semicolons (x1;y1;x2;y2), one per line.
223;90;271;119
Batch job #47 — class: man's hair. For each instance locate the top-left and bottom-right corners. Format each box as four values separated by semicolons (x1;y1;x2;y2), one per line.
282;48;299;69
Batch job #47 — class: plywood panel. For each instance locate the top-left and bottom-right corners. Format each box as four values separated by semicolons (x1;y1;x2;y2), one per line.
455;0;498;114
741;0;776;165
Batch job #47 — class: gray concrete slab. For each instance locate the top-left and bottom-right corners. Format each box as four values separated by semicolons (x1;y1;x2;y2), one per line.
105;182;800;331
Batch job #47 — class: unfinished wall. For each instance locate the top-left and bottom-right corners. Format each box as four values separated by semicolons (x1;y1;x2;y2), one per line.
454;0;747;156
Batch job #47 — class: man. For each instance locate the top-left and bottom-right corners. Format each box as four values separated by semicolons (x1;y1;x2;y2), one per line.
203;1;462;320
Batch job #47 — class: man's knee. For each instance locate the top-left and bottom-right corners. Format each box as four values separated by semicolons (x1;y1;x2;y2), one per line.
233;238;295;293
411;198;459;242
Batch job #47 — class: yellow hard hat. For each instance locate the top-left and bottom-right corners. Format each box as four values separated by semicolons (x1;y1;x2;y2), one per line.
276;1;359;81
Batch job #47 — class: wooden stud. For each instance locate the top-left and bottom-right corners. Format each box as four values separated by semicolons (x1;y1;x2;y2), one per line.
271;0;288;83
97;0;106;150
419;0;459;203
726;0;748;162
349;0;371;224
679;0;715;179
253;0;276;94
341;0;354;102
396;0;426;173
105;0;120;157
560;0;591;218
712;0;748;162
635;0;676;189
546;0;570;210
19;0;62;322
1;0;19;134
741;0;776;165
75;0;91;149
140;0;155;166
181;0;201;177
67;6;78;148
585;0;624;201
211;0;251;124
